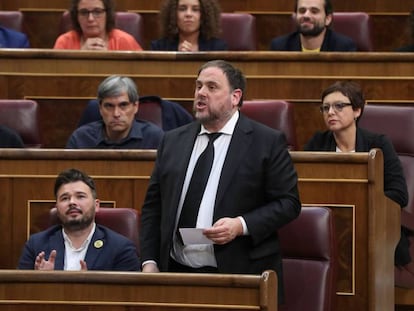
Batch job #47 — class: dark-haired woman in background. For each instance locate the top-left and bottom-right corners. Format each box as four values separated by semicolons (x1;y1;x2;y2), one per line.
304;80;410;268
151;0;227;51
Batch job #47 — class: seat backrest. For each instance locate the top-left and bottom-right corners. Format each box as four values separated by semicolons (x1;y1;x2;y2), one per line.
290;12;373;51
331;12;373;52
48;207;140;253
220;13;257;51
59;11;144;46
0;99;41;147
359;104;414;229
279;206;337;311
240;100;298;150
0;11;24;32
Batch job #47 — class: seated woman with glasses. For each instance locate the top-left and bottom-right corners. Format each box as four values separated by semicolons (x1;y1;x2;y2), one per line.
304;80;410;268
150;0;227;51
54;0;142;51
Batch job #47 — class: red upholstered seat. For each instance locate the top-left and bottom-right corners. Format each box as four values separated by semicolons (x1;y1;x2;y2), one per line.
220;13;257;50
0;11;24;32
59;11;144;46
0;99;41;147
359;104;414;290
240;100;298;150
48;207;140;255
331;12;373;51
279;206;337;311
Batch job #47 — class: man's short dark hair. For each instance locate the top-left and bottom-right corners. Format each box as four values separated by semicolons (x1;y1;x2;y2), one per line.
54;168;97;199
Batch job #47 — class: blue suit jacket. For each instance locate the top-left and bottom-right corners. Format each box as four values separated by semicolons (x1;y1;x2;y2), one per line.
0;26;30;48
150;36;228;51
18;224;141;271
270;28;356;51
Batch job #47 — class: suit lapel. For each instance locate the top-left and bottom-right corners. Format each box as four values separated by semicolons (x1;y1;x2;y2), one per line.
49;227;65;270
166;123;200;222
215;115;253;210
84;226;105;269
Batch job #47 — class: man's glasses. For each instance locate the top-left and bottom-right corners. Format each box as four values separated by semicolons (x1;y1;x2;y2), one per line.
78;8;106;18
319;102;353;114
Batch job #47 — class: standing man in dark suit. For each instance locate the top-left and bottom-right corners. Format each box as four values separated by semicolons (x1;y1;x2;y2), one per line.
140;59;301;303
18;168;140;271
270;0;356;52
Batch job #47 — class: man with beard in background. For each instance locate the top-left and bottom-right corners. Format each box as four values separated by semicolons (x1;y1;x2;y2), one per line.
270;0;356;52
18;168;140;271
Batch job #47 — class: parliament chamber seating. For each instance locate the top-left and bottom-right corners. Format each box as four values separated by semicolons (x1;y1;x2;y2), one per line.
59;11;144;46
331;12;373;51
358;105;414;308
240;100;298;150
48;207;140;254
0;11;24;32
290;12;373;51
279;206;337;311
0;99;41;147
220;13;257;50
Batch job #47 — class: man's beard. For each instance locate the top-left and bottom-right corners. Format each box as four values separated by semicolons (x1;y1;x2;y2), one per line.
60;212;94;232
298;23;326;37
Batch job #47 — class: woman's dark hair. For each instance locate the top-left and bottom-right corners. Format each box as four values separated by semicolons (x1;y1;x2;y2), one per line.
69;0;116;35
158;0;222;40
321;81;365;120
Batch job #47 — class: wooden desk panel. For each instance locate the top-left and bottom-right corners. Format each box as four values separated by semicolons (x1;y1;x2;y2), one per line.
0;270;277;311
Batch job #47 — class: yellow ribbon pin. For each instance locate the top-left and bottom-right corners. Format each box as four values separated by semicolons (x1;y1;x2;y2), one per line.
94;240;104;248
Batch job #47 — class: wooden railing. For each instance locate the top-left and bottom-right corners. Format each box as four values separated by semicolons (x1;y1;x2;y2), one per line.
0;269;277;311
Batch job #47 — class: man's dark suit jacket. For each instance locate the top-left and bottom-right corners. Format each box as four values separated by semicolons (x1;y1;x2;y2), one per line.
0;125;24;147
304;127;410;266
140;113;301;301
18;224;141;271
0;26;30;48
150;36;228;51
270;28;357;51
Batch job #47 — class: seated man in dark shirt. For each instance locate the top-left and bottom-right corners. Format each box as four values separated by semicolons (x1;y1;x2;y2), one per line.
0;25;30;48
66;75;164;149
270;0;356;52
0;125;24;147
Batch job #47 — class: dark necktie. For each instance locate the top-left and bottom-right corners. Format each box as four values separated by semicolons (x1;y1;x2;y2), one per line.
177;132;222;243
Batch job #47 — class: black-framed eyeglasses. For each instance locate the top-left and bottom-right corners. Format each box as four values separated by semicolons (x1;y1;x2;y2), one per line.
77;8;106;18
319;102;353;113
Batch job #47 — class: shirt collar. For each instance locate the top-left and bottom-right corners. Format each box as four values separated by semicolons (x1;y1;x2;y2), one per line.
199;110;239;136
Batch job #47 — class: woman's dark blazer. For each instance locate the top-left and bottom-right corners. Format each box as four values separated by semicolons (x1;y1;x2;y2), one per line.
304;127;410;265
